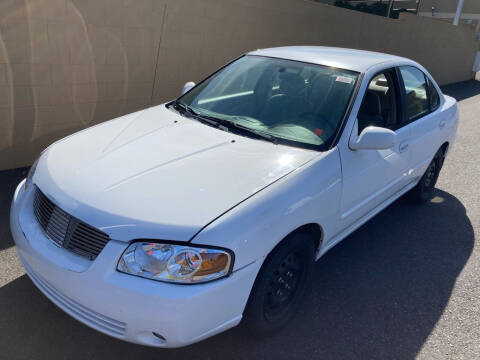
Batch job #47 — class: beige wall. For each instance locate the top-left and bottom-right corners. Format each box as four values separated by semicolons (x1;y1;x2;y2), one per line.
0;0;165;170
0;0;477;170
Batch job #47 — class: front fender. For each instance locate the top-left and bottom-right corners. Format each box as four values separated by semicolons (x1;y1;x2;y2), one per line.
191;148;342;271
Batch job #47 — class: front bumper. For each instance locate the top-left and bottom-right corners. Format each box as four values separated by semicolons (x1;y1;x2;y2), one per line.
10;180;261;348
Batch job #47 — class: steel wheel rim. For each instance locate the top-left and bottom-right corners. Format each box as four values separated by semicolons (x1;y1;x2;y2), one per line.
264;251;304;321
422;160;437;191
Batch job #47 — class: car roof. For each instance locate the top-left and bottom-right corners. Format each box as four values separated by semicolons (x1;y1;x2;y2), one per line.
248;46;411;73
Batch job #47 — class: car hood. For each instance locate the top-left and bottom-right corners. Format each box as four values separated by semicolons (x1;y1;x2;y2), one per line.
34;105;317;242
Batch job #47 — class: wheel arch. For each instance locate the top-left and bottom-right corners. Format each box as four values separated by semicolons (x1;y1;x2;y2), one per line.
439;141;449;168
271;223;323;258
440;141;449;155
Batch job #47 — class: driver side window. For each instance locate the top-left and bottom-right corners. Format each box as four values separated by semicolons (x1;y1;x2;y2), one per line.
358;70;399;134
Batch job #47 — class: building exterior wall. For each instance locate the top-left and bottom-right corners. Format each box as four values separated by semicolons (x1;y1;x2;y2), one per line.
419;0;480;14
0;0;477;170
419;0;480;22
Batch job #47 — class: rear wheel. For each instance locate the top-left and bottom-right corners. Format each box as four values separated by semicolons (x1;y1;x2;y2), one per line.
243;232;315;337
408;148;444;203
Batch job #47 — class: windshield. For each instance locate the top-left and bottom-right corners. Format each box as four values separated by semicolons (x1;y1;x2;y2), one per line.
177;55;359;150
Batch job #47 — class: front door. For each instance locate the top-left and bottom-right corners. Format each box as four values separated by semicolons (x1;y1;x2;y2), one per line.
338;68;412;229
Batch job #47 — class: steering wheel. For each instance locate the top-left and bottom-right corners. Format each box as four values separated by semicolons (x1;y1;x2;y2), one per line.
299;111;329;121
298;111;336;132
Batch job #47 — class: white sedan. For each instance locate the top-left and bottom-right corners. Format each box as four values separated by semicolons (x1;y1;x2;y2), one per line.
10;46;458;347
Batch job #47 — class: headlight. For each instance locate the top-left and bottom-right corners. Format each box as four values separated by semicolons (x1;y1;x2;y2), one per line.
25;157;39;190
117;242;234;284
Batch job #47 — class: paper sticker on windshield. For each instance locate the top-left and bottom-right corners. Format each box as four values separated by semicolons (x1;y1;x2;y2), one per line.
335;76;353;84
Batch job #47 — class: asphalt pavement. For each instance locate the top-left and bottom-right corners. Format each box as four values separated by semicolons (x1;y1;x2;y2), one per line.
0;80;479;360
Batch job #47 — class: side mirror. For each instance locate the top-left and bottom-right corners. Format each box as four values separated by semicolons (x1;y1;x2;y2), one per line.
350;126;397;150
181;81;195;95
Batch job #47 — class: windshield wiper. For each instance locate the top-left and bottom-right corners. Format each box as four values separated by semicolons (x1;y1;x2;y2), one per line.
172;100;220;127
171;101;277;144
172;100;197;116
227;121;278;144
186;110;278;144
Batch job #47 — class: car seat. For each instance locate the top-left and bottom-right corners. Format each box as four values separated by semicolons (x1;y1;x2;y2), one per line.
358;91;385;132
260;72;306;125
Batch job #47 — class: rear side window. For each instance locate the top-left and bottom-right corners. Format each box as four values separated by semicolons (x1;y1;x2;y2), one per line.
428;78;440;111
399;66;428;121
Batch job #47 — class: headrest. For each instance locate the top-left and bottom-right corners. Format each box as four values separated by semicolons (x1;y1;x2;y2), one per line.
309;73;334;102
279;72;305;97
360;91;381;115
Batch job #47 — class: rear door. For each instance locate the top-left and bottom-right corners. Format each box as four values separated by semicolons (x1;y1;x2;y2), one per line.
396;66;445;180
338;68;412;228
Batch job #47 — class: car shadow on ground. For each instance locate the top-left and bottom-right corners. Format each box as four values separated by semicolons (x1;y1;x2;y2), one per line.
0;189;473;360
0;167;27;251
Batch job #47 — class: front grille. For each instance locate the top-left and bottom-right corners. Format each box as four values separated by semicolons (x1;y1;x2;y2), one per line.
33;187;110;260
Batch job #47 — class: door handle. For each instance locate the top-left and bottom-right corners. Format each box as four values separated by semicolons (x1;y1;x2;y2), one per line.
399;142;409;153
439;120;446;129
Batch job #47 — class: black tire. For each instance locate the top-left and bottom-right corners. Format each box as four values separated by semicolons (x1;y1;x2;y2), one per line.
243;232;315;337
408;148;444;204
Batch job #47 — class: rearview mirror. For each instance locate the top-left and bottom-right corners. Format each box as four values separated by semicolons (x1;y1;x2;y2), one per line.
181;81;195;95
350;126;397;150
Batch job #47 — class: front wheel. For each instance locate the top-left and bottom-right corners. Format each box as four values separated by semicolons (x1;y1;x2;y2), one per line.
408;148;444;203
243;232;315;337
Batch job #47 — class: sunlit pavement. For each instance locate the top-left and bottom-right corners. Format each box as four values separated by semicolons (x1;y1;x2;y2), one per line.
1;81;479;359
